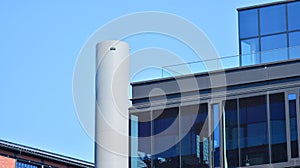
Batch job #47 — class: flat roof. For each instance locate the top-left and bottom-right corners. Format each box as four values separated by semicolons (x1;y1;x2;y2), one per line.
0;139;94;167
237;0;298;11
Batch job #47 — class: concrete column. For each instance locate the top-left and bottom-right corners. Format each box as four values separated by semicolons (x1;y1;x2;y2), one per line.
95;40;130;168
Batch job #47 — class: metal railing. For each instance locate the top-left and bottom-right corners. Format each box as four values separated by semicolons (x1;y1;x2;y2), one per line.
161;45;300;78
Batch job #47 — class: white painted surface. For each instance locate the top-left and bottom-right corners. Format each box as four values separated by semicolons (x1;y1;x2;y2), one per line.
95;40;130;168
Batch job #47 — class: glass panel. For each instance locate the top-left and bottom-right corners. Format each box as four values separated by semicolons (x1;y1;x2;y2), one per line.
269;93;287;163
289;31;300;59
260;4;287;35
288;93;299;158
241;38;260;66
130;112;152;168
224;99;239;167
16;162;38;168
180;104;210;168
239;9;259;39
213;104;220;167
288;1;300;31
153;108;180;168
239;95;269;166
261;34;288;63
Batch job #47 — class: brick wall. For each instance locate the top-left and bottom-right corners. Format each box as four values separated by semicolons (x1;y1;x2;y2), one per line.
0;155;15;168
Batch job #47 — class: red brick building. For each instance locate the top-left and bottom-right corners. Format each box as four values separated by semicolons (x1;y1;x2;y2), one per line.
0;139;94;168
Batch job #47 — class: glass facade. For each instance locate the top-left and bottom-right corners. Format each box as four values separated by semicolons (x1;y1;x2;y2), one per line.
131;91;300;167
239;2;300;65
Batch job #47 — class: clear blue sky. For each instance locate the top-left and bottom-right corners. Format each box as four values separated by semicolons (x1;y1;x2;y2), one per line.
0;0;278;163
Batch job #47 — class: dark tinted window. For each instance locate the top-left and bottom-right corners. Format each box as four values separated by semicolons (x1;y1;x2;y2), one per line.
288;94;299;158
153;108;180;168
269;93;287;163
261;34;288;63
239;9;259;38
239;95;269;166
288;1;300;31
260;4;286;35
180;104;209;168
224;99;239;167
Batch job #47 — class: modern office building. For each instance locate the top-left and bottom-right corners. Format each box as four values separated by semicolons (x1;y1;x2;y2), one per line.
0;139;94;168
129;0;300;167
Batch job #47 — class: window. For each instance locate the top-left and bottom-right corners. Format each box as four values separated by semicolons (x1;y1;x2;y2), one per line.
16;162;38;168
260;4;286;35
288;1;300;31
212;104;220;167
269;93;287;163
130;112;152;168
180;104;209;168
241;38;260;66
224;99;239;167
261;34;288;63
239;95;269;166
288;93;299;158
289;31;300;59
153;108;180;168
239;9;259;39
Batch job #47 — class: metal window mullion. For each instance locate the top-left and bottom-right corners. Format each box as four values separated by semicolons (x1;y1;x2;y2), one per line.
258;8;262;64
237;98;241;167
179;106;182;168
220;102;225;168
285;92;292;160
267;92;272;163
296;90;300;159
209;104;214;168
150;109;154;168
286;4;291;59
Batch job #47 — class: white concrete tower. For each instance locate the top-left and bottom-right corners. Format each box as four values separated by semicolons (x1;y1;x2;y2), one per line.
95;40;130;168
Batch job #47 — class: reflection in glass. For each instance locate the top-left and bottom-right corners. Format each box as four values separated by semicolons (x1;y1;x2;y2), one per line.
239;95;269;166
260;4;286;35
289;31;300;59
288;94;299;158
224;99;239;167
213;104;220;167
180;104;209;168
239;9;259;39
241;38;260;66
288;1;300;31
153;108;180;168
261;34;288;63
130;113;152;168
270;93;287;163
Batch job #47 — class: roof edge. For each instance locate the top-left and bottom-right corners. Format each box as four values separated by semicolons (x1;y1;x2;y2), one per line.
237;0;298;11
